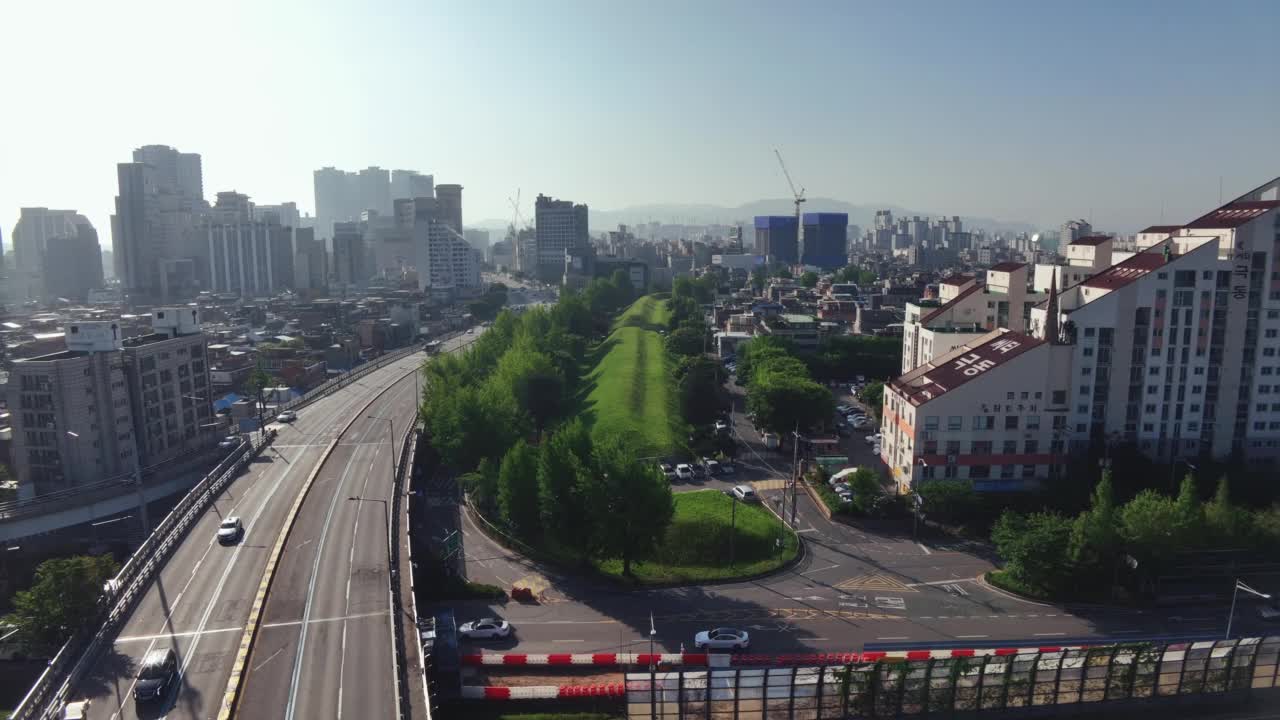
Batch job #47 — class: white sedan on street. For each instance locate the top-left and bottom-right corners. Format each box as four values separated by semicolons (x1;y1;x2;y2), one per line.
458;618;512;639
675;463;695;480
276;410;298;423
694;627;750;650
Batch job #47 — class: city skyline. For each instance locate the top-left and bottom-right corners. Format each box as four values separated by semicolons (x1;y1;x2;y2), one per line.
4;1;1279;245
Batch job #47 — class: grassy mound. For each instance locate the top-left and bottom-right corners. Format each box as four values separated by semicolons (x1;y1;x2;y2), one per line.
581;296;679;456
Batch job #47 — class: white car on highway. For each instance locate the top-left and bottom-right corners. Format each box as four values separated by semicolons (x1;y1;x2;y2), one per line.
217;516;243;545
276;410;298;423
694;627;750;650
459;618;512;639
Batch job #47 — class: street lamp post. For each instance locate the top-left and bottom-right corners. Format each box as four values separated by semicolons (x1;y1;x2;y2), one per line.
1170;458;1197;493
1227;579;1270;640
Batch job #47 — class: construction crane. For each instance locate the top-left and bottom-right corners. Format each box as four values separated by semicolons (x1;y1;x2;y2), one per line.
507;188;524;234
774;148;805;223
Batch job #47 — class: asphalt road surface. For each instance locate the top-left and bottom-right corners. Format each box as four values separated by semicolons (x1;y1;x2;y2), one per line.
71;350;431;720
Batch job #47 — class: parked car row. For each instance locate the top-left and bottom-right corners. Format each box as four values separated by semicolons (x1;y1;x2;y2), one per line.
661;458;738;482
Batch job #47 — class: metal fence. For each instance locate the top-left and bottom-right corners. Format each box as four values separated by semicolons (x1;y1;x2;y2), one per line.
389;420;418;720
624;636;1280;719
10;342;431;720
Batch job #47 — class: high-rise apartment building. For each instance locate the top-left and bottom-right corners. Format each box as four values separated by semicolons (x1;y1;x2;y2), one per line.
7;308;213;499
534;194;589;281
391;170;434;201
801;212;849;269
464;229;490;254
754;215;798;265
1061;218;1093;247
112;145;206;303
190;216;295;297
314;165;420;242
331;221;366;288
11;208;85;274
43;224;104;301
293;227;328;293
413;195;481;294
881;178;1280;494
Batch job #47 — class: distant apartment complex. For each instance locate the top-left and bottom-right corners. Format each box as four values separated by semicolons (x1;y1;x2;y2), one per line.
881;178;1280;493
754;216;798;265
534;194;589;281
801;212;849;269
7;308;214;499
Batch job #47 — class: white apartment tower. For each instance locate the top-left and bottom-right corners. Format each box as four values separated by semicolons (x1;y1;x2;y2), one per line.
882;177;1280;493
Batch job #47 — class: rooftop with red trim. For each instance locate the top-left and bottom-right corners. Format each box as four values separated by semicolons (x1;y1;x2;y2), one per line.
891;331;1044;405
1184;199;1280;229
1070;235;1112;246
988;261;1026;273
1080;251;1167;290
1139;224;1181;235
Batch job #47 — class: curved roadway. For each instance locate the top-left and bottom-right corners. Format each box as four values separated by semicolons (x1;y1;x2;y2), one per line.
71;344;448;719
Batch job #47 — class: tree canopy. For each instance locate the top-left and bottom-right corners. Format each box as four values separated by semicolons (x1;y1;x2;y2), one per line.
4;554;120;650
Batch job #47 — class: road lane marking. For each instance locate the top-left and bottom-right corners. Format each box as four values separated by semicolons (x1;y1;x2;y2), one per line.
252;647;286;673
956;634;989;639
877;636;909;640
337;427;385;720
1034;632;1067;637
552;639;585;643
285;418;380;720
116;626;245;644
261;610;389;629
800;564;840;576
917;543;932;555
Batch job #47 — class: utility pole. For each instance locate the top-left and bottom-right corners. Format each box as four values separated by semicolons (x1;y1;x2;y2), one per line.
728;494;738;568
790;422;801;528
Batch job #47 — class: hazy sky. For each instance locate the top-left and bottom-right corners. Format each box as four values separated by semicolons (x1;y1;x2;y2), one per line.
3;0;1278;245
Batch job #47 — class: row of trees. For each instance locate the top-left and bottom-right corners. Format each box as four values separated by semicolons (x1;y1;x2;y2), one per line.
667;277;732;456
992;472;1280;598
806;336;901;382
468;420;674;576
737;336;835;435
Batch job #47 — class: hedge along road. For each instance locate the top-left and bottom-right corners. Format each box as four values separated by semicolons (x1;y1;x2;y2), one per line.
580;296;679;458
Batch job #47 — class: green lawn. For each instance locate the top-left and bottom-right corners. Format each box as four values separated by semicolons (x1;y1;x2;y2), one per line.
596;489;799;584
582;296;679;456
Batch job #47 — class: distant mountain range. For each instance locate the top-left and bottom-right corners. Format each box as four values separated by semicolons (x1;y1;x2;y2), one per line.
473;197;1039;237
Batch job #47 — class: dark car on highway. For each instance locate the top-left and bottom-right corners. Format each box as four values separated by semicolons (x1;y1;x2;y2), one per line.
134;647;177;703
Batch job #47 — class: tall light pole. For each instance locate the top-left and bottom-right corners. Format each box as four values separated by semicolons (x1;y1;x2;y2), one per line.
790;423;801;528
1227;579;1270;640
1170;458;1197;494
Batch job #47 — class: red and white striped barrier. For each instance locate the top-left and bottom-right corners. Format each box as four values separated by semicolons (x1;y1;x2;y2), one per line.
461;683;627;700
730;646;1087;665
462;652;708;667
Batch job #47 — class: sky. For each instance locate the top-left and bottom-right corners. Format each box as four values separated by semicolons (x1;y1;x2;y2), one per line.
2;0;1279;247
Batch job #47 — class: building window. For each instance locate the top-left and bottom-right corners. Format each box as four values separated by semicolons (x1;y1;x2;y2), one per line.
1143;423;1155;432
1083;347;1094;357
1005;416;1019;430
1024;440;1039;454
1190;404;1201;413
972;441;993;454
1022;464;1037;478
1260;386;1272;395
924;416;939;430
1006;392;1015;401
1080;385;1091;396
1188;422;1199;432
1001;464;1016;479
948;416;962;431
969;465;991;479
1082;367;1093;376
1026;415;1040;430
1195;366;1206;375
1147;385;1158;395
1021;392;1029;400
1077;404;1089;414
1254;421;1266;431
1002;440;1018;454
1084;327;1095;337
1266;348;1278;357
1145;404;1157;413
1052;390;1066;405
1149;366;1160;376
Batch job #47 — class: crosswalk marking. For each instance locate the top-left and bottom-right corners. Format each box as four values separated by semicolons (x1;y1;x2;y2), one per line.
835;573;918;593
